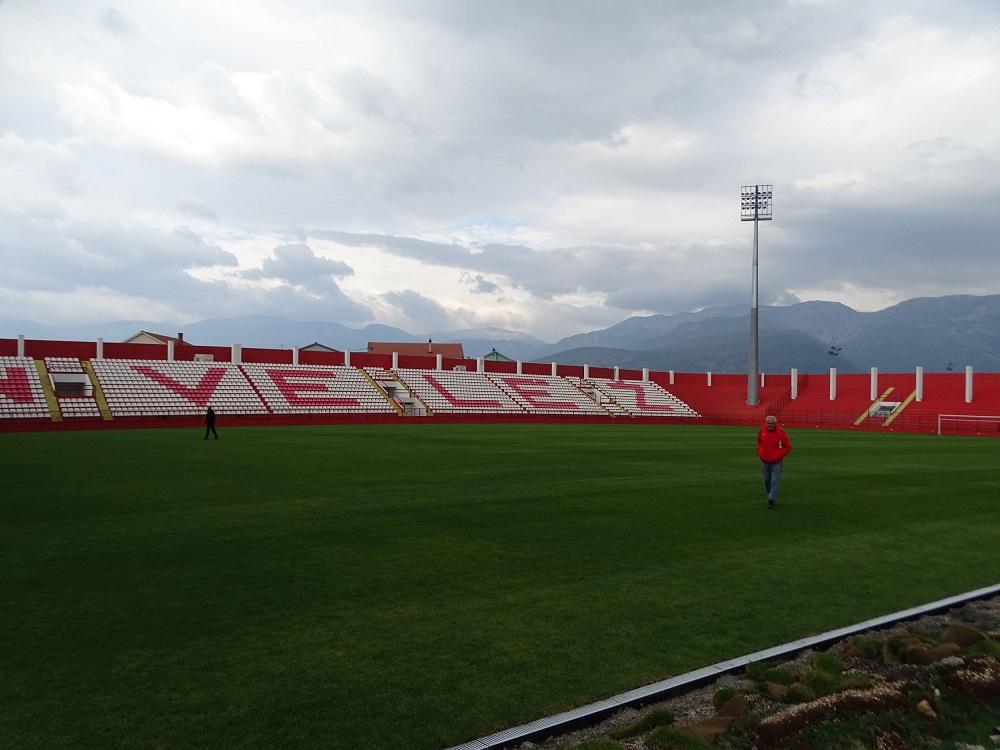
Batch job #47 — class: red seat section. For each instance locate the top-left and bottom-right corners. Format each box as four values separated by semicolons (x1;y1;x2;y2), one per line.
573;377;700;418
488;374;608;415
241;364;395;414
392;368;524;414
91;359;267;417
0;357;51;419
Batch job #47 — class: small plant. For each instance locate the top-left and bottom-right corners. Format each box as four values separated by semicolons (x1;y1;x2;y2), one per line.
747;660;795;685
804;667;841;696
712;687;737;709
645;726;712;749
850;636;883;660
812;650;845;675
784;682;818;703
609;708;674;739
837;673;874;691
964;637;1000;660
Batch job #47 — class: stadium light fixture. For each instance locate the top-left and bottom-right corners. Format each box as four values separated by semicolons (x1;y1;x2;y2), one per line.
741;184;772;407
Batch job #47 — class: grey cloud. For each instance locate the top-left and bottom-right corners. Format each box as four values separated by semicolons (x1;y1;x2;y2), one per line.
310;229;739;307
332;65;402;121
460;272;500;295
383;290;456;331
0;212;237;299
177;198;218;220
99;7;136;38
245;243;353;289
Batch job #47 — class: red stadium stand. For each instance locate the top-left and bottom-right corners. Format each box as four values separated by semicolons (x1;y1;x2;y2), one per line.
90;359;267;417
0;357;52;420
488;373;609;415
394;368;524;414
574;377;700;418
241;363;396;414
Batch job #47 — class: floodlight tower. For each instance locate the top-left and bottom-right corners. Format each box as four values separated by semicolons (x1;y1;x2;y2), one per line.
741;184;773;406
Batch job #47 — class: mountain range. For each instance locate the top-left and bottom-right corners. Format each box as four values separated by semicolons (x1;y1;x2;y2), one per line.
3;293;1000;373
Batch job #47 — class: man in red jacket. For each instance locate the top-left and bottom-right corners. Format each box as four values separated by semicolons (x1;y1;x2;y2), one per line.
757;415;791;509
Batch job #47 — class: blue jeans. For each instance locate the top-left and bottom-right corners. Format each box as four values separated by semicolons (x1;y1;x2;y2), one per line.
761;460;783;502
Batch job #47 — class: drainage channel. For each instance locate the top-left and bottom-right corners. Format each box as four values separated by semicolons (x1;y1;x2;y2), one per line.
446;582;1000;750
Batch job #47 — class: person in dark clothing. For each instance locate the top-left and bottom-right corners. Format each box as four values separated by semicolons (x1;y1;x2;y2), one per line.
204;406;219;439
757;415;791;508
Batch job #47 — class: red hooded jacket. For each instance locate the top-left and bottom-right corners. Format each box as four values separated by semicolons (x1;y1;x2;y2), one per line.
757;424;792;463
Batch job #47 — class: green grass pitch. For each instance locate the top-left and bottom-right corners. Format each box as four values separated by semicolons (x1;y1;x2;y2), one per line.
2;423;998;748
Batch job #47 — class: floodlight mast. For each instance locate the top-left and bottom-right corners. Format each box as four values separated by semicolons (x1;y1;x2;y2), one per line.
741;185;772;406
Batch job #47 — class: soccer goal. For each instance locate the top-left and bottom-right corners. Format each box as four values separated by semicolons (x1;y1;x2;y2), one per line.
937;414;1000;435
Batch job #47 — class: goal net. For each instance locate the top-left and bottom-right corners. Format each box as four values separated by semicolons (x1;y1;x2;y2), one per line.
937;414;1000;436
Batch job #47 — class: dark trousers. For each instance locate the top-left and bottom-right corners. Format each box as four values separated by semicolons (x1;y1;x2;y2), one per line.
204;424;218;439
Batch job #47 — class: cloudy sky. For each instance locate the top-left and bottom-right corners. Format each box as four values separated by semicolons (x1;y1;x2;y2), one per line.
2;1;999;341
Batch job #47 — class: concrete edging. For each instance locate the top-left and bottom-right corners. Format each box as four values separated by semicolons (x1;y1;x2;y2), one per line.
446;583;1000;750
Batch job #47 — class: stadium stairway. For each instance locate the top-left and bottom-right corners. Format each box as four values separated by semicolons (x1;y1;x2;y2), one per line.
360;368;404;415
82;361;114;420
34;360;62;422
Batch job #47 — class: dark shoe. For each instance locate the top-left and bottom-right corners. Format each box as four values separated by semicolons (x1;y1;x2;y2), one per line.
768;499;776;509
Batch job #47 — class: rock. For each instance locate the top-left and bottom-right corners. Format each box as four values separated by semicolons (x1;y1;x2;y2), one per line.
936;656;965;669
906;646;935;665
678;715;734;744
765;682;789;700
916;699;937;718
989;630;1000;642
941;624;984;646
931;642;962;660
989;724;1000;744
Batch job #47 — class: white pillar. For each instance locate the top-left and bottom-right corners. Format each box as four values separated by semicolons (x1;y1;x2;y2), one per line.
392;352;398;370
436;353;443;371
516;360;522;375
791;368;798;400
476;357;484;373
231;343;241;364
642;368;649;382
17;334;25;357
344;350;351;367
551;362;557;377
829;367;837;400
965;365;973;403
583;364;590;379
707;371;712;386
96;337;104;360
292;347;299;366
613;366;620;380
167;340;175;361
870;367;878;401
915;366;923;402
760;372;766;388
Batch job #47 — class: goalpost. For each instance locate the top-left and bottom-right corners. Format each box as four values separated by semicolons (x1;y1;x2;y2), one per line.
937;414;1000;435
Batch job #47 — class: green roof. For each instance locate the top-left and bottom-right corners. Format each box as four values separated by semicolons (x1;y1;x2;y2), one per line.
483;347;514;361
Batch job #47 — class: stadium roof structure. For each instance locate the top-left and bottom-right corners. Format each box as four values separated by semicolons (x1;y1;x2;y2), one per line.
123;331;192;346
368;341;465;358
483;347;514;362
299;342;341;352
